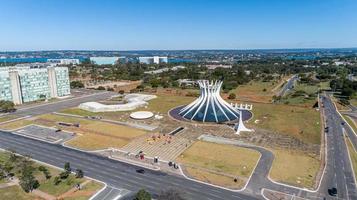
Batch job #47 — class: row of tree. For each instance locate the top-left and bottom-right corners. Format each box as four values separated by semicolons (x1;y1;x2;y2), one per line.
134;188;185;200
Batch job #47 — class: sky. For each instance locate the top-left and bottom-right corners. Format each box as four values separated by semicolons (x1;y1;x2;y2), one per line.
0;0;357;51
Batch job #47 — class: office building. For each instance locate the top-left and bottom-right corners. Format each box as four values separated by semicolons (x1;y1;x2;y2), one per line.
47;59;80;65
139;56;168;64
0;65;70;105
90;57;120;65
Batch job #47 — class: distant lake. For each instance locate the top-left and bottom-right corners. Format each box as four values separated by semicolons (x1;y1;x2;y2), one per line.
0;57;86;63
1;57;193;64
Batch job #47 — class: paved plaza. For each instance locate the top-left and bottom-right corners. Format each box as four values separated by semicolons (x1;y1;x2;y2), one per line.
14;124;75;143
120;130;192;161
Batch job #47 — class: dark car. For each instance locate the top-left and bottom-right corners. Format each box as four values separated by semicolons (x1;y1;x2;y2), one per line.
341;121;345;125
325;127;329;132
328;187;337;196
136;169;145;174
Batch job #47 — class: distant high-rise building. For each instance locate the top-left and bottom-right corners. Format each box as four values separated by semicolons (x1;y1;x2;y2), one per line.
0;65;70;105
47;59;80;65
138;56;168;64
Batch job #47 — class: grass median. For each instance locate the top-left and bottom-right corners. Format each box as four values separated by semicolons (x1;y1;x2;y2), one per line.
35;114;147;150
176;141;260;189
269;148;320;189
345;137;357;183
250;102;321;144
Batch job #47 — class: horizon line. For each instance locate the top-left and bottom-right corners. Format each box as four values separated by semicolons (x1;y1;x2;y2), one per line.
1;46;357;53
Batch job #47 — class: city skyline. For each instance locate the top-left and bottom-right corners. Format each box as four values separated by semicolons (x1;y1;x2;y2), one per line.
0;0;357;51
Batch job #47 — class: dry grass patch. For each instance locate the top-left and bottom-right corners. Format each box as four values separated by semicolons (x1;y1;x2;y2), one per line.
250;103;321;144
0;119;34;130
32;114;148;150
61;94;194;120
185;167;245;189
62;180;104;200
177;141;260;189
0;115;20;123
231;80;282;103
270;148;320;189
0;185;42;200
138;94;195;114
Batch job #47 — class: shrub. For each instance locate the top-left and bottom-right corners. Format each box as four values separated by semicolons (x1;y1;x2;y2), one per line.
228;93;236;99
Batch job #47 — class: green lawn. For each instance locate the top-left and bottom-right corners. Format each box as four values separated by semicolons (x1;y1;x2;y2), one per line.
343;115;357;134
0;150;102;199
59;108;97;117
136;94;195;114
251;103;321;144
294;83;319;95
38;175;85;196
346;137;357;183
0;115;19;123
231;80;279;102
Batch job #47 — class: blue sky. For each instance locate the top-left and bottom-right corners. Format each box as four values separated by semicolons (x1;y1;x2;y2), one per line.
0;0;356;51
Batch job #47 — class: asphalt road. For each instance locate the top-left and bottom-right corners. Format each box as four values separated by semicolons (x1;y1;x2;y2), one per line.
320;94;357;199
0;130;259;200
277;75;298;97
13;90;115;116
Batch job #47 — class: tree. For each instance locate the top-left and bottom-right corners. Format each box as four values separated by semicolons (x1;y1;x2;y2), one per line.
38;166;51;179
75;169;84;178
118;90;125;95
228;93;236;100
59;171;69;179
70;81;84;89
39;94;46;100
53;176;61;185
158;189;185;200
19;165;39;192
134;189;152;200
97;86;106;90
107;87;114;91
0;100;15;113
64;162;71;173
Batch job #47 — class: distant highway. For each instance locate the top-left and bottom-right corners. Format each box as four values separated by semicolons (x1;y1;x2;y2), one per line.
277;75;298;96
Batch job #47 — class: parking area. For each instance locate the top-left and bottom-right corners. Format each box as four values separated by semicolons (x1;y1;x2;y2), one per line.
14;124;75;143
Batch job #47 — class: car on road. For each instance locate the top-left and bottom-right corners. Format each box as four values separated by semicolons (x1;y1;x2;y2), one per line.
328;187;337;196
136;169;145;174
